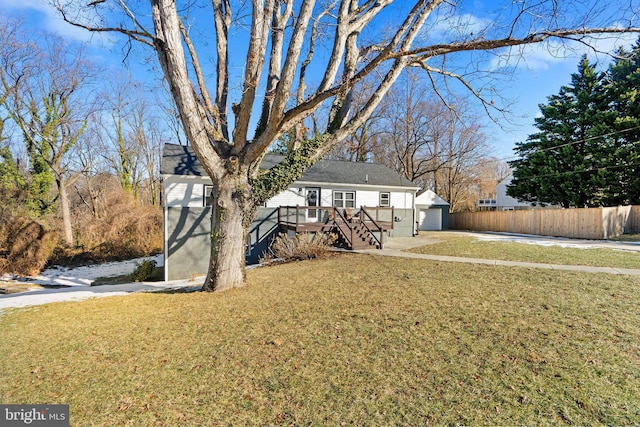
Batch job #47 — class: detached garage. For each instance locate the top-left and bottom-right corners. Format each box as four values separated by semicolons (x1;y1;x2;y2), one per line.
415;190;450;231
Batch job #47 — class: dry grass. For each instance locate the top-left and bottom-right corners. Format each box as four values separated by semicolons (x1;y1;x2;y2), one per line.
1;254;639;425
610;233;640;242
409;232;640;269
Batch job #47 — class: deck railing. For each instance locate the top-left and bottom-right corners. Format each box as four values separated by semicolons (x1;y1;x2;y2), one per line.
358;207;385;248
359;206;394;230
277;205;395;249
277;206;335;230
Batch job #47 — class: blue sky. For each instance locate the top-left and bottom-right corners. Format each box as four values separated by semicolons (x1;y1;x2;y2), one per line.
2;0;637;162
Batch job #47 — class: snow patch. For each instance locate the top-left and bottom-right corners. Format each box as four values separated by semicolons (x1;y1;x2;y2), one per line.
2;254;163;287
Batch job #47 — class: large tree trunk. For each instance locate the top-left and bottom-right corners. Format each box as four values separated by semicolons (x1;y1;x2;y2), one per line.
203;169;253;292
57;177;73;246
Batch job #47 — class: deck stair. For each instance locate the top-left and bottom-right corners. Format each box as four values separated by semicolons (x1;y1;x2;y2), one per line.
278;206;392;250
333;221;379;249
325;209;381;250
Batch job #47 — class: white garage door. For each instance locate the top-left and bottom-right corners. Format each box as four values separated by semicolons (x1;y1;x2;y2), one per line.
419;208;442;231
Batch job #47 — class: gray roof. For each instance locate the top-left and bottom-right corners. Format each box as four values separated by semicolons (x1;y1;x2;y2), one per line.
161;143;417;188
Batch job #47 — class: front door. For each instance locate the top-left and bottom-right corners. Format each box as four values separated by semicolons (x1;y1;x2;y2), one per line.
306;188;320;221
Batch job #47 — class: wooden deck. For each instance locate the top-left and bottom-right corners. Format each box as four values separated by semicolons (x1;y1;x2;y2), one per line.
277;206;394;250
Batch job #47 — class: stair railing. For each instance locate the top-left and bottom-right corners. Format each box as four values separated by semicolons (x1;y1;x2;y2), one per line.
359;207;384;249
332;207;356;249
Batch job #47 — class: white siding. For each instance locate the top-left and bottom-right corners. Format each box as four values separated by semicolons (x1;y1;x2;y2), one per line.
265;188;305;207
298;184;415;209
354;190;378;207
390;191;414;209
165;181;206;207
164;175;418;209
320;190;332;207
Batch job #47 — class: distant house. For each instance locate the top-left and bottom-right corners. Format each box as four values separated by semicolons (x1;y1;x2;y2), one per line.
415;190;449;231
161;143;420;280
495;174;536;210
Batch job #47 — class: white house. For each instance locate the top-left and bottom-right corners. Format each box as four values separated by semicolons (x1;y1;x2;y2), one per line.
161;143;421;280
496;174;536;210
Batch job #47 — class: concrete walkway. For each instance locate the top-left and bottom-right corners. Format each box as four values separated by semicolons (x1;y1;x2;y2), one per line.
356;231;640;276
0;280;201;313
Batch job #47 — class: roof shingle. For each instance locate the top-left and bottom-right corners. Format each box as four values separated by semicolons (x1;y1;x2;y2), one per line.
161;143;417;188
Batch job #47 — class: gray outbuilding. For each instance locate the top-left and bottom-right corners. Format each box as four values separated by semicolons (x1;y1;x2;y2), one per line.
415;190;450;231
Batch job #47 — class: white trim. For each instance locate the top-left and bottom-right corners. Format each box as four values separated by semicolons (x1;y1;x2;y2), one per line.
163;202;169;282
162;174;420;192
379;192;390;207
162;175;212;185
333;190;356;208
292;180;420;192
305;187;321;220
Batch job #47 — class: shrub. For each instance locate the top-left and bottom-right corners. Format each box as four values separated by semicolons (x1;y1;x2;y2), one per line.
0;208;58;276
54;188;163;266
266;232;337;262
130;258;157;282
74;191;163;259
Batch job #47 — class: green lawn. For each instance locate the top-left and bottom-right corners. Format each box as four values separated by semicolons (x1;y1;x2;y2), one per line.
408;233;640;269
610;233;640;242
1;254;639;425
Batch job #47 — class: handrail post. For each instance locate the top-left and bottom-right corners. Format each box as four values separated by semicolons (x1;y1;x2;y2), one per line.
350;226;354;248
391;206;395;230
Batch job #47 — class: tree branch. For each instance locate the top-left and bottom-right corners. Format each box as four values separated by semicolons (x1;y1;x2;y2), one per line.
53;0;155;47
178;21;224;141
232;0;275;149
213;0;231;140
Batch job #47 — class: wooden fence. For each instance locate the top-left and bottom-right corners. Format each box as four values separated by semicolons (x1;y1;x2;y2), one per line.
449;205;640;240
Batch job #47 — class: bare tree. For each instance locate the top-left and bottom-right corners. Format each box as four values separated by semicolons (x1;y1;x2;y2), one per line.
432;112;488;211
365;73;488;207
102;83;140;197
74;125;108;219
328;79;391;162
55;0;640;290
474;158;511;200
128;102;165;206
370;73;450;187
91;78;166;205
0;24;98;246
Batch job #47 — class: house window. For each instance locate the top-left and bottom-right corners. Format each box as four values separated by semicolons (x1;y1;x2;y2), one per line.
379;192;390;207
333;191;355;208
204;185;213;206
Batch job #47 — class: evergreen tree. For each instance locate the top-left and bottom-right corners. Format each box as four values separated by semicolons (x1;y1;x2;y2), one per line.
606;38;640;204
508;56;614;207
